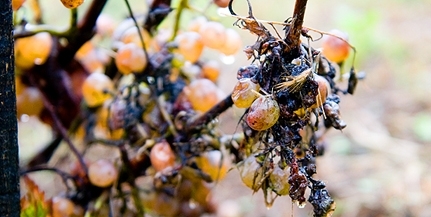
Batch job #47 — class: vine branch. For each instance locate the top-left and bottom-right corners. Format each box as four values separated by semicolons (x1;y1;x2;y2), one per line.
285;0;308;49
186;94;233;133
58;0;108;66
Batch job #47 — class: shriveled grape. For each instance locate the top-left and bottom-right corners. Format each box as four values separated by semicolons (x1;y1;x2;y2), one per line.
310;75;330;109
238;155;263;191
246;95;280;131
269;165;290;195
231;78;260;108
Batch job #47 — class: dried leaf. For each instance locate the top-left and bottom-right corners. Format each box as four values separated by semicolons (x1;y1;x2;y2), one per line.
20;176;52;217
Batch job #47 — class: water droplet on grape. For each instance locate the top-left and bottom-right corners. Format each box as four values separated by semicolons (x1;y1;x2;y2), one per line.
20;114;30;122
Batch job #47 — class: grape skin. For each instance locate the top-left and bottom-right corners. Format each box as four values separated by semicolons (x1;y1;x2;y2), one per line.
246;95;280;131
232;78;260;108
88;159;118;188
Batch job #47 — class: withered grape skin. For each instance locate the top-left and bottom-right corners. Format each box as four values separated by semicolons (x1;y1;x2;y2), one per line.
232;78;260;108
246;95;280;131
269;165;290;195
310;75;330;109
238;155;263;191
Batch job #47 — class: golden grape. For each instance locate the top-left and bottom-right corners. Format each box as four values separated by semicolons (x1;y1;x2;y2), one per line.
60;0;84;9
115;43;147;75
175;31;204;63
15;32;53;70
81;72;114;107
322;29;350;63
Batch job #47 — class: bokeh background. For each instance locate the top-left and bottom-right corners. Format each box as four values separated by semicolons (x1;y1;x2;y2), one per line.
17;0;431;216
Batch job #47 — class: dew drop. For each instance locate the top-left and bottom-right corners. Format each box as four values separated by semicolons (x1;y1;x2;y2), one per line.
20;114;30;122
34;58;43;65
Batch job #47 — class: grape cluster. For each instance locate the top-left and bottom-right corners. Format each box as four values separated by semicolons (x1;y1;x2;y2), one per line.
15;0;243;216
228;13;355;216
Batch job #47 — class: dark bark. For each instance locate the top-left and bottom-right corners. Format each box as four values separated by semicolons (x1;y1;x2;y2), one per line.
0;1;20;217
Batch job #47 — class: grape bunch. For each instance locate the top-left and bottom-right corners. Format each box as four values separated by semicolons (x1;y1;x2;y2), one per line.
228;3;356;215
14;0;359;216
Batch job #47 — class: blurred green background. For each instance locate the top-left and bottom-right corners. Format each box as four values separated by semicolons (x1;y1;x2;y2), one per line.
213;1;431;217
17;0;431;216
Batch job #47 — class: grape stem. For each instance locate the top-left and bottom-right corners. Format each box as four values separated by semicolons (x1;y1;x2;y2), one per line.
186;94;234;133
285;0;308;50
124;0;150;62
118;144;145;216
41;94;88;175
171;0;188;41
20;166;77;192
